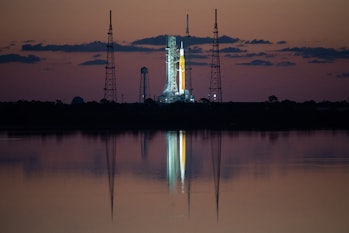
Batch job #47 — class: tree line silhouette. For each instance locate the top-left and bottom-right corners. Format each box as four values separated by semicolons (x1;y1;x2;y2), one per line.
1;100;348;130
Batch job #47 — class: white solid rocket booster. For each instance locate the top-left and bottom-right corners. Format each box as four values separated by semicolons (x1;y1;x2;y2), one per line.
179;41;185;95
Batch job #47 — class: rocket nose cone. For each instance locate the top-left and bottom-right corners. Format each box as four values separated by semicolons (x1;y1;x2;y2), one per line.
180;41;184;56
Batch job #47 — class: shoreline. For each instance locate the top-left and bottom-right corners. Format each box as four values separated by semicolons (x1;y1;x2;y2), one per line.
1;101;349;131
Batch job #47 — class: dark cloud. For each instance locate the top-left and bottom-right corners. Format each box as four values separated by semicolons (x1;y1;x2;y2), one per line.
188;46;203;54
0;54;42;64
22;42;104;52
235;59;294;67
279;47;349;61
20;35;241;54
308;59;333;64
220;47;247;53
190;61;210;66
277;40;287;44
190;54;209;59
22;41;159;53
79;59;106;66
276;61;296;67
132;35;167;46
132;35;240;46
93;54;102;58
335;72;349;78
237;59;273;66
245;39;272;45
218;35;240;44
225;52;273;58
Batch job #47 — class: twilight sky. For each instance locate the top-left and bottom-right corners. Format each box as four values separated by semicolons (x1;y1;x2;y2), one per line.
1;0;349;102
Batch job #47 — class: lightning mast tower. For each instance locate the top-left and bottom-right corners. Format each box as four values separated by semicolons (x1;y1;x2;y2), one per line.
209;9;222;102
104;10;117;102
186;14;193;95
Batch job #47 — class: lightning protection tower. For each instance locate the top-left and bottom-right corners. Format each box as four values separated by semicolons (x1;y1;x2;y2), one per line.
139;66;150;103
186;14;193;95
104;10;117;102
209;9;222;102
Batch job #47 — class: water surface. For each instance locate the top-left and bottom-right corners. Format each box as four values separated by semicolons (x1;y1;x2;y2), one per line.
1;130;349;233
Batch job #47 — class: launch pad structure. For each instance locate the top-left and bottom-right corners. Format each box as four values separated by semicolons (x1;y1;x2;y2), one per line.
158;36;195;103
101;10;222;104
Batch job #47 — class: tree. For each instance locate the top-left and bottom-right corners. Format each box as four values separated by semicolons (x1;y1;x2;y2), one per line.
71;96;84;105
268;95;278;103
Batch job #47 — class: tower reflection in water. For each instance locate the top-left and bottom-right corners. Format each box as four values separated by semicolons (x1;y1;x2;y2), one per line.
210;131;222;220
105;134;117;220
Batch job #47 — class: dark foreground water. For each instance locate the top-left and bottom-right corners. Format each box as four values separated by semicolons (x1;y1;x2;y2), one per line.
1;130;349;233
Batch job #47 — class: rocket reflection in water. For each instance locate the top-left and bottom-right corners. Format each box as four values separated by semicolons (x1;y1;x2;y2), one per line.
167;131;187;193
166;130;221;219
104;130;221;221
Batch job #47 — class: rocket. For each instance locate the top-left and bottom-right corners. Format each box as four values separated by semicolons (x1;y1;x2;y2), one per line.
179;41;185;95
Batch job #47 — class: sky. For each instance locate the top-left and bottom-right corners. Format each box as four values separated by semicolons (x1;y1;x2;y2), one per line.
1;0;349;103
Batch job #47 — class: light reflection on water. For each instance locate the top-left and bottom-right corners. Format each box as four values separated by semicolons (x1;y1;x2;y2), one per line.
0;130;349;233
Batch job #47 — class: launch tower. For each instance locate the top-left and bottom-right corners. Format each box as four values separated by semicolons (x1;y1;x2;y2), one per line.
103;10;117;102
186;14;193;95
209;9;222;102
158;36;194;103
